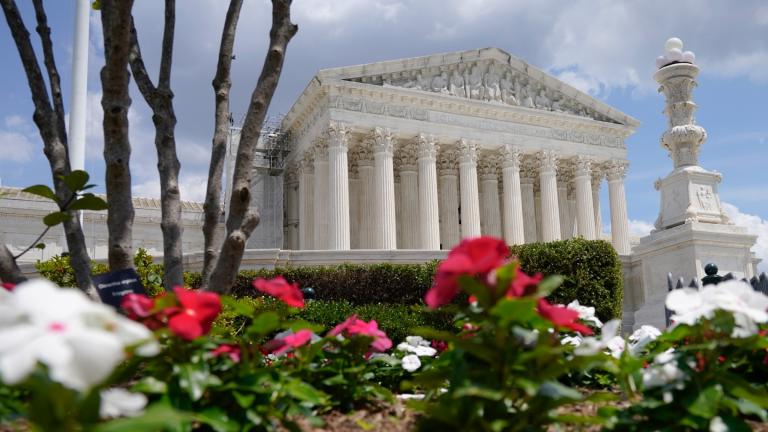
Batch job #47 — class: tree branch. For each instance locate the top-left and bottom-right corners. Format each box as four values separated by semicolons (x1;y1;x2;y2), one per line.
207;0;298;294
100;0;136;271
128;1;183;289
31;0;67;144
201;0;244;288
1;0;95;296
0;243;27;284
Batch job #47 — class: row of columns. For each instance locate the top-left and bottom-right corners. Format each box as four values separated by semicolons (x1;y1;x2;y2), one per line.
287;122;631;255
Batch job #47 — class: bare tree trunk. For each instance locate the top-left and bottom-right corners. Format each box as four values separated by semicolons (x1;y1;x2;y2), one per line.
201;0;244;288
128;0;183;289
1;0;95;296
206;0;298;294
0;244;27;284
100;0;136;271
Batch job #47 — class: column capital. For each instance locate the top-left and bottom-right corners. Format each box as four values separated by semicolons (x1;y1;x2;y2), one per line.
395;141;418;172
437;148;458;176
349;141;374;168
478;153;498;180
520;155;538;181
605;159;629;181
284;162;299;184
499;144;522;170
537;150;558;174
373;127;396;155
457;139;478;164
416;133;438;160
299;150;314;174
327;121;350;149
574;155;594;177
312;136;329;162
591;166;605;188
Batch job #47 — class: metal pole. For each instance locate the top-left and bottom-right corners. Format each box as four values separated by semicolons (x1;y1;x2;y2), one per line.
70;0;90;232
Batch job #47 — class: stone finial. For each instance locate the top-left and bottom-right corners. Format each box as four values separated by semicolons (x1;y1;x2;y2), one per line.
499;144;521;170
457;139;478;164
327;121;350;149
416;133;438;160
373;127;396;154
312;136;329;161
605;159;629;181
655;37;696;69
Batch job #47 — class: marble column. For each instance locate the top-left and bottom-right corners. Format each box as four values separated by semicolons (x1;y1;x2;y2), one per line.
396;143;419;249
567;185;577;238
438;150;460;249
417;134;440;249
348;160;361;250
592;169;603;238
520;162;538;243
534;190;542;241
313;138;329;249
606;160;631;255
373;127;397;249
478;155;502;237
500;145;525;245
327;122;351;250
284;166;300;250
458;139;481;238
355;142;375;249
537;150;561;242
574;156;597;240
557;177;571;240
298;152;314;250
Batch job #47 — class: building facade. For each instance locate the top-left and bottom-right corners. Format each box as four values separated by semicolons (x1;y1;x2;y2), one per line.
280;48;639;253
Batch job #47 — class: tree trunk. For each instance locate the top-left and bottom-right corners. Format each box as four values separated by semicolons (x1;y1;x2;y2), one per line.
0;244;27;284
1;0;95;296
100;0;136;271
206;0;298;294
201;0;244;289
129;0;183;289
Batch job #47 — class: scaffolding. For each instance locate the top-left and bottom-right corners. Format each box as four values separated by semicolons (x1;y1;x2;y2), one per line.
228;113;292;175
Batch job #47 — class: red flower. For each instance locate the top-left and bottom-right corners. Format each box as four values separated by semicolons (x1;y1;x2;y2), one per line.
121;293;155;319
1;282;15;292
506;271;543;298
211;344;241;363
264;329;314;355
431;339;448;353
167;287;222;341
253;276;305;308
424;236;509;308
536;298;593;335
329;315;393;352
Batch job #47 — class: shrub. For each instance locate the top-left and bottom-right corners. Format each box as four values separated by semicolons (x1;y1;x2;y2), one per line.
511;238;623;321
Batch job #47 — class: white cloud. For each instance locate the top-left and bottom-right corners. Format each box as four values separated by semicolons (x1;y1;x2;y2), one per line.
722;202;768;273
0;115;36;162
293;0;404;25
4;115;26;128
132;173;209;203
628;219;655;237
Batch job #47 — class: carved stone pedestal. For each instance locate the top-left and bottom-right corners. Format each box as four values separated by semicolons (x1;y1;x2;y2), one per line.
654;166;730;230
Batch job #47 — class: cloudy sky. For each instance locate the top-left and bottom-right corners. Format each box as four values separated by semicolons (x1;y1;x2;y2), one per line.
0;0;766;268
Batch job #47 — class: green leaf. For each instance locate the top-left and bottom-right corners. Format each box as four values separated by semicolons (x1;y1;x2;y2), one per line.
174;363;221;402
247;311;281;336
23;184;57;201
538;381;583;401
131;376;167;394
284;380;328;405
491;298;537;325
452;386;504;401
69;193;108;211
196;407;240;432
63;170;89;192
43;211;70;226
537;275;565;296
459;275;492;306
687;385;723;418
94;403;192;432
34;243;46;250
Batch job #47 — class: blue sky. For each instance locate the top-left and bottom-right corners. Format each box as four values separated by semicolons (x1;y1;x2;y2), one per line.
1;1;766;265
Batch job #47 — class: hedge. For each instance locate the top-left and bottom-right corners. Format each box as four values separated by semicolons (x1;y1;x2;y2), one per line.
36;238;623;321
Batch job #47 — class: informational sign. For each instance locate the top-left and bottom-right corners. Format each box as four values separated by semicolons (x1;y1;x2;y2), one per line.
92;268;147;310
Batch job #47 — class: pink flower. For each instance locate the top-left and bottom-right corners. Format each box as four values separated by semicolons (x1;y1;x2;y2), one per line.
1;282;15;292
264;329;314;355
431;339;448;353
167;287;222;341
537;298;593;336
253;276;305;308
425;236;509;308
121;293;155;319
211;344;241;363
330;315;393;352
506;271;544;298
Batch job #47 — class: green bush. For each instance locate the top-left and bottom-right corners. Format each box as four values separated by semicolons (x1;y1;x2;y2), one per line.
215;296;454;343
510;238;623;321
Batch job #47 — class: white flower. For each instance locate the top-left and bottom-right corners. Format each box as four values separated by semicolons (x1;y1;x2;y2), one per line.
397;336;437;357
709;416;727;432
628;325;662;355
401;354;421;372
560;335;583;347
574;320;625;358
642;349;686;389
666;280;768;337
567;300;603;328
100;388;147;419
0;280;157;391
405;336;430;347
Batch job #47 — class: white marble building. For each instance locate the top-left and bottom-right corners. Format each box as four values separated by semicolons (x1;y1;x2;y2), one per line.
280;48;638;253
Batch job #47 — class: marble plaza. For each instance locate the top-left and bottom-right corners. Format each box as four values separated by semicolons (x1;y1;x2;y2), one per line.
280;48;637;254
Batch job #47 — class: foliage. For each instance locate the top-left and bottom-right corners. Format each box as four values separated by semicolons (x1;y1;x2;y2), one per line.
511;238;624;321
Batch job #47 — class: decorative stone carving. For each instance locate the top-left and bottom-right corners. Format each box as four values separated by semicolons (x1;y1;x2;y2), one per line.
312;136;329;161
457;139;478;164
537;150;558;174
372;127;395;155
395;141;418;172
327;121;350;149
449;69;466;98
574;155;593;177
299;151;314;174
477;154;498;180
416;134;438;160
500;144;521;170
605;160;629;181
437;149;458;176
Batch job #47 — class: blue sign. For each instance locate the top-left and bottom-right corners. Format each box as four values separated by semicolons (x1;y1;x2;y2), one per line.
92;268;147;310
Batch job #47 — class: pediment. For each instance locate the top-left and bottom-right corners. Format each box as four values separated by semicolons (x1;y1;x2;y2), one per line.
317;48;638;127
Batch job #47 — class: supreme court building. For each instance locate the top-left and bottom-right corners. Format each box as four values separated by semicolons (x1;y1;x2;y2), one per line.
279;48;639;254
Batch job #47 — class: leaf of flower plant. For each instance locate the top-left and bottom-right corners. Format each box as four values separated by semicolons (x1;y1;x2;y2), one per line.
131;376;168;394
69;193;108;211
490;298;537;326
43;211;70;226
537;275;564;297
247;312;281;336
93;403;193;432
175;363;221;402
452;385;504;401
459;275;492;306
686;385;723;418
537;381;583;401
22;184;57;201
284;380;329;405
196;407;240;432
62;170;89;192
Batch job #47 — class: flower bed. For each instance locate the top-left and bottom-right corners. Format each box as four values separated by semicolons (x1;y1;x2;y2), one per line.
5;236;766;431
